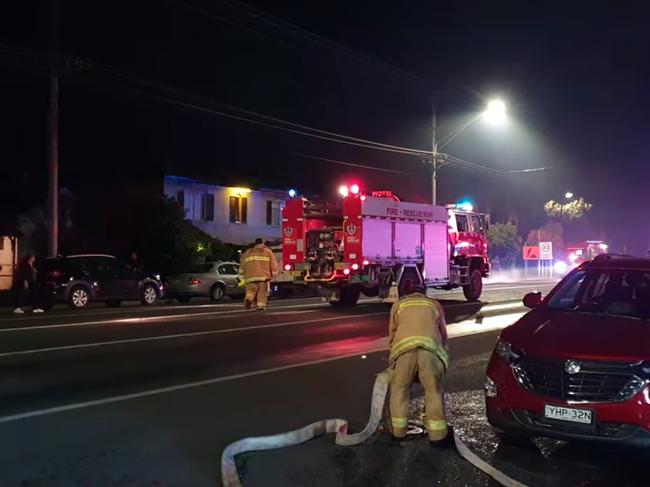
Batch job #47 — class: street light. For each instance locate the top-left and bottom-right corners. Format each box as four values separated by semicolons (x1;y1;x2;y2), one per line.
483;99;507;125
431;97;507;205
565;192;574;199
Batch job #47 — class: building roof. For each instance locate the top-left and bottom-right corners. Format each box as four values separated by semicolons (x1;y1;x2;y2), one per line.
165;174;288;196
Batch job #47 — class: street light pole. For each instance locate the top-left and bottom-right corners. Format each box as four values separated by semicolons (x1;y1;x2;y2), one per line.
47;0;59;257
431;101;438;206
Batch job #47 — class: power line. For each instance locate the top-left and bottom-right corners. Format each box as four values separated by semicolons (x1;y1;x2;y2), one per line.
174;1;297;49
292;153;412;174
76;57;431;156
213;0;427;85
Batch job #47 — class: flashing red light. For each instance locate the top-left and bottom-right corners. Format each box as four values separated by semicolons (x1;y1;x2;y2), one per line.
187;278;202;285
284;264;292;271
351;263;359;271
362;260;370;266
343;268;351;276
350;183;360;195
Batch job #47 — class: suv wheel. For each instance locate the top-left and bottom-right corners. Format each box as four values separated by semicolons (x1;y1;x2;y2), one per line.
210;284;225;302
140;284;158;306
69;286;90;309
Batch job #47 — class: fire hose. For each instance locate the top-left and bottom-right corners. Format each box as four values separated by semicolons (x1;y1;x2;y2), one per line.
221;370;527;487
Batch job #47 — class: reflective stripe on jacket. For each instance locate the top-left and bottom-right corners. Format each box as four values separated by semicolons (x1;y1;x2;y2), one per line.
388;293;448;369
240;245;278;283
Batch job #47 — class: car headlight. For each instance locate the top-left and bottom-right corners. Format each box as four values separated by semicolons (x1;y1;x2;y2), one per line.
495;338;519;364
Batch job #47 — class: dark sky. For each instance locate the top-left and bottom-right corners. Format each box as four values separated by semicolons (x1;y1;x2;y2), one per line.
2;1;650;253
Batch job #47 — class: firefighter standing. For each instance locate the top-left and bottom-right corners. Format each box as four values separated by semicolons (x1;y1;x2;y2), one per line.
239;239;278;310
388;283;450;444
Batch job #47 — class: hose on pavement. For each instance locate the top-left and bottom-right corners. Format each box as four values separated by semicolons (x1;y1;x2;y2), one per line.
221;370;527;487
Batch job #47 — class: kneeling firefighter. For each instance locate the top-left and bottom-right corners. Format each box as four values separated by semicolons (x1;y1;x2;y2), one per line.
388;282;450;444
239;239;278;310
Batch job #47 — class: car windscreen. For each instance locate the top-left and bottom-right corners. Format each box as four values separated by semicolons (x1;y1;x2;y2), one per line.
548;268;650;319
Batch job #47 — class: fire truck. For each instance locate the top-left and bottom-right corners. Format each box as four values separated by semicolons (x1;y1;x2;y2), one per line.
565;240;609;267
281;186;490;305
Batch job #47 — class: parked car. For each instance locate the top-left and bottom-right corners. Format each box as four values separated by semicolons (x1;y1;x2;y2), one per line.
165;261;243;303
39;254;163;310
486;254;650;447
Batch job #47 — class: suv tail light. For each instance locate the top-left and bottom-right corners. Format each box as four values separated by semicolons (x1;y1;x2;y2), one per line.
187;278;202;285
47;271;63;279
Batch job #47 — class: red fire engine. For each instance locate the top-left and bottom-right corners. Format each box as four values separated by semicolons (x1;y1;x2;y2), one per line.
281;186;490;305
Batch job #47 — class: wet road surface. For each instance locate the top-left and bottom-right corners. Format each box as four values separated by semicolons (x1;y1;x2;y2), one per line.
0;280;572;486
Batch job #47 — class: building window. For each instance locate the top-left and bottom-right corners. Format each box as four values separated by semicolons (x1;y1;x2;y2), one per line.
201;193;214;221
229;196;248;224
266;200;280;226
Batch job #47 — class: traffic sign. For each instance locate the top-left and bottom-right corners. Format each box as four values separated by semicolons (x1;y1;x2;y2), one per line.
540;241;553;260
523;246;541;260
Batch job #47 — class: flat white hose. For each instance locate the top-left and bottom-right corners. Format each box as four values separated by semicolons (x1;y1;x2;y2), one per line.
221;370;527;487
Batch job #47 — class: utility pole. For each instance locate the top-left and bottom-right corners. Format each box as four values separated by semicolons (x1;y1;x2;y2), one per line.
431;101;438;206
47;0;59;256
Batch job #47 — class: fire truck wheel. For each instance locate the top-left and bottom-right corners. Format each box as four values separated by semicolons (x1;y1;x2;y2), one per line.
463;268;483;302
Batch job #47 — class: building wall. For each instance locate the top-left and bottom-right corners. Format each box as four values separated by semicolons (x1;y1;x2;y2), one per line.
163;176;285;245
0;236;18;291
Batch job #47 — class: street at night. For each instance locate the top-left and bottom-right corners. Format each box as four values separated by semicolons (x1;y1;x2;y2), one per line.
0;280;638;487
0;282;550;485
5;2;650;486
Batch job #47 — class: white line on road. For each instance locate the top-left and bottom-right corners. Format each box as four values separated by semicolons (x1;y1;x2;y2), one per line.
0;311;522;425
0;312;387;358
0;301;373;334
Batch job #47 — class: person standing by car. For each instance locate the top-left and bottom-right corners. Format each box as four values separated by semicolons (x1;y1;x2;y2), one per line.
12;253;44;314
388;282;449;445
239;238;278;310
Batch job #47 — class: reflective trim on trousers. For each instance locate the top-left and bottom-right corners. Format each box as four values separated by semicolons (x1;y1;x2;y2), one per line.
391;417;408;428
425;419;447;431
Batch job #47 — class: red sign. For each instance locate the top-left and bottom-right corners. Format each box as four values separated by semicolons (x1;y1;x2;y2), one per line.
371;190;400;201
523;246;541;260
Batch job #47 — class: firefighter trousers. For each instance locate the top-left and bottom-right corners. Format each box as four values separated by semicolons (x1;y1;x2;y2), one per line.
245;281;269;309
389;348;447;441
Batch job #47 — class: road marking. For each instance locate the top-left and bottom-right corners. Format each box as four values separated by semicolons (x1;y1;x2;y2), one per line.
0;301;373;333
0;299;520;333
0;348;388;425
0;311;521;424
0;312;387;358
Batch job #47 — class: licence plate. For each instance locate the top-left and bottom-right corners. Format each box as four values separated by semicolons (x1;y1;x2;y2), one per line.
544;405;593;424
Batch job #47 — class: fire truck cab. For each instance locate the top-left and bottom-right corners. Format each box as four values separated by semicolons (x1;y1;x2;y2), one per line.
282;190;490;305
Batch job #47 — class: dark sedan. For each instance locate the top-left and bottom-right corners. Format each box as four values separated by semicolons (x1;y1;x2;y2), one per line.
39;254;164;309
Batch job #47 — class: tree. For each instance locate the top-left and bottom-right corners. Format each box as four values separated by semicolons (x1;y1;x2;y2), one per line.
544;197;593;221
487;222;522;269
135;197;236;274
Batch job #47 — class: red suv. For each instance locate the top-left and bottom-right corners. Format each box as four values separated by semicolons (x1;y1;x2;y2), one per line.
486;254;650;446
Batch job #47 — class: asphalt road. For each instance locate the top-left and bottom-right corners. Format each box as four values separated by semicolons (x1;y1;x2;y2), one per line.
0;280;588;487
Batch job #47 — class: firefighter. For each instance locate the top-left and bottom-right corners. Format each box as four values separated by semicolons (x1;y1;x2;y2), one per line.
239;238;278;311
388;281;450;445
